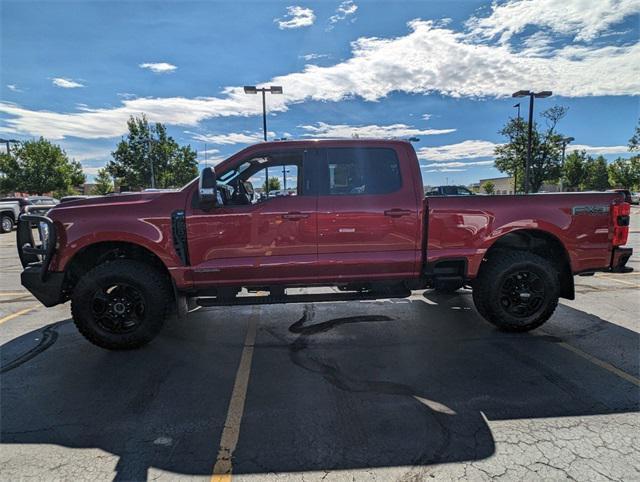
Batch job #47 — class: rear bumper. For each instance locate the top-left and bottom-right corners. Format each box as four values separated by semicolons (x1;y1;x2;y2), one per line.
611;247;633;273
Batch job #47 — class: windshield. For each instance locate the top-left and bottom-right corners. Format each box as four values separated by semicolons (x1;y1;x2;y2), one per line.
29;197;59;205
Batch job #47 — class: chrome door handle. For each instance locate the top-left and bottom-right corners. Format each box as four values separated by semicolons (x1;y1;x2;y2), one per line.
282;212;310;220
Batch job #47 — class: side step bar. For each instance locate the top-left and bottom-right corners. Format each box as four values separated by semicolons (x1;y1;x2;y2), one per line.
196;289;411;307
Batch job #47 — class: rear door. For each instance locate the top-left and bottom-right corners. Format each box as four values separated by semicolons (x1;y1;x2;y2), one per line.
316;146;421;282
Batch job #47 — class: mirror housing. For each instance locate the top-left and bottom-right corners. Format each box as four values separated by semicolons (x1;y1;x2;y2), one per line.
198;167;217;210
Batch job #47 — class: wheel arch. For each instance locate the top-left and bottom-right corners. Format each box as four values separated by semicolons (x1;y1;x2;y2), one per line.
480;228;574;300
1;209;16;222
63;240;173;295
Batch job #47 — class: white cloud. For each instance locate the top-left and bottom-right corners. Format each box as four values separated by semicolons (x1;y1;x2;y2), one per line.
6;84;22;92
300;53;329;61
421;114;432;121
52;77;84;89
418;140;632;164
466;0;640;43
198;156;226;166
139;62;177;73
2;1;639;140
82;166;104;177
570;144;630;155
425;168;467;172
423;160;495;168
191;131;275;145
299;122;455;138
417;140;498;161
276;6;315;29
330;0;358;24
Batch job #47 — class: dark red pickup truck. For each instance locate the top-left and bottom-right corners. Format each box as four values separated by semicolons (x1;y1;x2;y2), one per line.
17;139;632;349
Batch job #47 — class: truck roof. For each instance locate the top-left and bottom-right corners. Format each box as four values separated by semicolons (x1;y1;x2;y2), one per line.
259;138;414;145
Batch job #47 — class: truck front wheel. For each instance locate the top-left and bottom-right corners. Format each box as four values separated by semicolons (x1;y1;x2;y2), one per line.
71;260;171;350
472;251;559;332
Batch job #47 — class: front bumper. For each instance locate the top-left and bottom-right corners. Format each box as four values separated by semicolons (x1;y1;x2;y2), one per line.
611;247;633;273
21;266;65;306
17;215;65;307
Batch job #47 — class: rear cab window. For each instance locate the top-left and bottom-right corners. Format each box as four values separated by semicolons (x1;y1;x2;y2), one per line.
319;147;402;196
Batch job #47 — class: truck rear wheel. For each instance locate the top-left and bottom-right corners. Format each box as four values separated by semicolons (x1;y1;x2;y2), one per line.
472;251;559;332
71;260;171;350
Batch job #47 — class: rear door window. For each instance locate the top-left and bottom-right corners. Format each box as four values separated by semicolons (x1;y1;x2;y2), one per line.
320;148;402;196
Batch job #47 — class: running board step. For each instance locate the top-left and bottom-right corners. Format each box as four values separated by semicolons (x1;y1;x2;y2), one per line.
196;289;411;307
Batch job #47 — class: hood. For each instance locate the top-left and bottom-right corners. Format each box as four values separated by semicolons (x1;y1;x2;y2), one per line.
46;190;188;222
52;191;172;209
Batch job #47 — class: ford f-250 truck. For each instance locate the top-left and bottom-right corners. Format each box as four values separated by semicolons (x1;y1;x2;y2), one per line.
17;139;633;350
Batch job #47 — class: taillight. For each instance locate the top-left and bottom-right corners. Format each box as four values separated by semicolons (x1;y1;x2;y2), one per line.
611;202;630;246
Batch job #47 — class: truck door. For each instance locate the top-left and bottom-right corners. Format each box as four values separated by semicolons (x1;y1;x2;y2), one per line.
186;149;318;286
316;146;420;282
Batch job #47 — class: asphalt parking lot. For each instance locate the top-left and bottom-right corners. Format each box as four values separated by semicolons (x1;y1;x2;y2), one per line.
1;208;639;481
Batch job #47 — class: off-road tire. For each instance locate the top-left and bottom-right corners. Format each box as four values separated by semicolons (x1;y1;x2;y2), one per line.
71;259;172;350
472;251;559;332
1;214;14;233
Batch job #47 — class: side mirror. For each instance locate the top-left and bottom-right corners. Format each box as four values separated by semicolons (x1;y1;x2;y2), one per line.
198;167;217;210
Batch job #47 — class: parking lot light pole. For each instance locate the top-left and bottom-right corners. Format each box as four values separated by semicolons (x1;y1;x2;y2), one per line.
243;85;283;141
559;136;574;192
147;136;156;189
512;90;552;194
0;138;20;154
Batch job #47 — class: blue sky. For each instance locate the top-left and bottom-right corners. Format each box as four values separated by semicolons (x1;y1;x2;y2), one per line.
1;0;639;186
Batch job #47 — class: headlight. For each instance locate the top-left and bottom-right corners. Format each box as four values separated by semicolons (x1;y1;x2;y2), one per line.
38;221;50;248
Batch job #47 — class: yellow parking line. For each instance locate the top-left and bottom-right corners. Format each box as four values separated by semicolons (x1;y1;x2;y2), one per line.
211;308;258;482
0;292;30;297
556;341;640;387
0;305;38;325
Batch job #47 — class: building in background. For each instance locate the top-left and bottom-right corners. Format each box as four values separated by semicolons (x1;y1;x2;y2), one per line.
479;176;515;195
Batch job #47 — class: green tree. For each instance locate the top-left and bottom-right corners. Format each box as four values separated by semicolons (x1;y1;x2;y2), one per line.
93;168;114;195
0;137;85;195
495;106;566;193
608;157;640;190
629;118;639;152
481;180;495;194
263;177;281;192
107;115;198;189
562;150;587;191
583;155;610;191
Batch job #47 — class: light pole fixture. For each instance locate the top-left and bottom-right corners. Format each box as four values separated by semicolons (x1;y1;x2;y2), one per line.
243;85;283;141
0;138;20;154
513;103;521;119
559;136;574;192
512;90;552;193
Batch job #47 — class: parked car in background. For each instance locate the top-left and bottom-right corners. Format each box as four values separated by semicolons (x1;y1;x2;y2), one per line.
629;191;639;205
0;196;59;215
60;195;96;203
425;185;475;196
0;197;30;213
0;200;20;233
608;189;633;204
